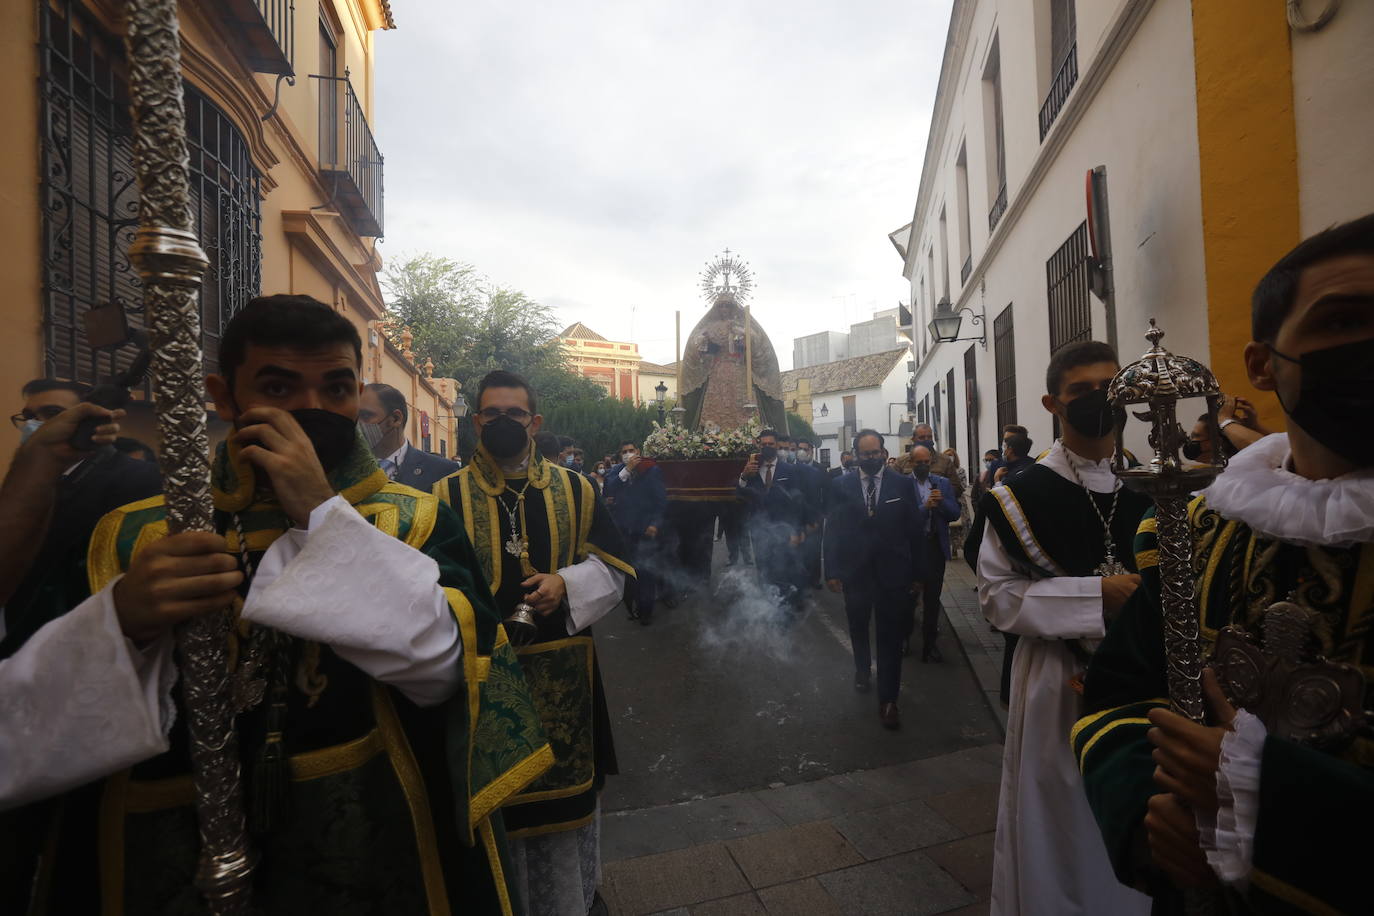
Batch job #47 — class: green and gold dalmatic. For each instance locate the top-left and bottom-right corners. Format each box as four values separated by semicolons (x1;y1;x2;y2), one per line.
436;444;633;837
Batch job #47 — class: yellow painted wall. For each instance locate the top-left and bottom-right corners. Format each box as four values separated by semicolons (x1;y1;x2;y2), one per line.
1191;0;1299;430
0;0;450;471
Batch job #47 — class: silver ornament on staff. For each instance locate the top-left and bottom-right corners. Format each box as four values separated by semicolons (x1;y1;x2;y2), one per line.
1107;319;1227;722
122;0;255;911
1108;320;1227;915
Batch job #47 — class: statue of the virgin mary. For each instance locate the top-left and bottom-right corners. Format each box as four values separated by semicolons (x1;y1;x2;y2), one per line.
678;288;786;432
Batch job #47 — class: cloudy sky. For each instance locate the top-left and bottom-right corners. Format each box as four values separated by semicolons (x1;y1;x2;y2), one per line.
373;0;951;368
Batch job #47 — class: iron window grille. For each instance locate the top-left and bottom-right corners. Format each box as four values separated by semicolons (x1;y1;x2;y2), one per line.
39;0;262;387
993;304;1017;432
313;71;384;237
960;254;973;286
1038;42;1078;142
1046;221;1092;353
988;183;1008;232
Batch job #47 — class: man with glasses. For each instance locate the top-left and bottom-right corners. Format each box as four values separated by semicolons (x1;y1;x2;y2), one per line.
0;379;161;616
434;369;632;916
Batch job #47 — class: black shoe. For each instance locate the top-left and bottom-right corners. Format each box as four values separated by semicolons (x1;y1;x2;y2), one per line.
922;643;944;663
588;890;609;916
855;673;871;693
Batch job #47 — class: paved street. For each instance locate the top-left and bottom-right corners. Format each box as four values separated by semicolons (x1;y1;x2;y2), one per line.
595;540;1006;914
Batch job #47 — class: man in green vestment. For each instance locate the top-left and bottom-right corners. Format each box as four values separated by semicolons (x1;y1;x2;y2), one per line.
0;296;551;915
1074;214;1374;914
435;370;633;916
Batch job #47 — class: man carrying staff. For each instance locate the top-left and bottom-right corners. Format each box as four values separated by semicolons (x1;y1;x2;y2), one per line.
1075;213;1374;915
0;296;552;915
435;369;633;916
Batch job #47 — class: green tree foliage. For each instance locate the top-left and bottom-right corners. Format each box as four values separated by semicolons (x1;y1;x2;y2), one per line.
381;254;605;418
540;398;663;467
786;411;818;445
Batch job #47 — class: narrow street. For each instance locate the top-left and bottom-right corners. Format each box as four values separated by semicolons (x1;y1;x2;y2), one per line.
595;541;1005;914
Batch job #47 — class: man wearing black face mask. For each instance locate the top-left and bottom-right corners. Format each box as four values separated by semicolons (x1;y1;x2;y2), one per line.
435;369;632;916
737;429;807;614
976;339;1155;916
1077;213;1374;915
0;296;549;914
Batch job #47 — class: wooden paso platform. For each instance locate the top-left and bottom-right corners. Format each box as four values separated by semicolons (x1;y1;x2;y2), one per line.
655;457;747;501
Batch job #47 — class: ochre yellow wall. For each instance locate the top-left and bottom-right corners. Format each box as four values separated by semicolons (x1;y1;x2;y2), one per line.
1191;0;1299;431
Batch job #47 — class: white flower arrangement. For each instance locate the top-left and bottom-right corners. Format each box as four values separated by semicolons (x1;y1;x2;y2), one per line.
642;419;762;460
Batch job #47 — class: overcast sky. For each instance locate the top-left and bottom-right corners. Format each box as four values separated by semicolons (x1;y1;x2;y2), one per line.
374;0;951;369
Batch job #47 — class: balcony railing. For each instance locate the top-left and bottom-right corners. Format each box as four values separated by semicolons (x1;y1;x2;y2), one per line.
988;182;1007;232
1038;42;1078;142
218;0;294;76
960;254;972;286
314;72;384;237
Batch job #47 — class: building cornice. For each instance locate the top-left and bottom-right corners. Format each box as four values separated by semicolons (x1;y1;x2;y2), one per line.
910;0;1155;388
282;209;385;317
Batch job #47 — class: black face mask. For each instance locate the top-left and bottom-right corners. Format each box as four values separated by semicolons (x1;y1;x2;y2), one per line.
913;439;935;452
1062;388;1115;440
480;416;530;459
1271;337;1374;467
1181;439;1205;462
759;445;778;461
290;408;358;473
858;457;884;475
912;463;931;480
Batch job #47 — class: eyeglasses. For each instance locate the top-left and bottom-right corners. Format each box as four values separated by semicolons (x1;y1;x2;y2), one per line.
475;406;533;424
10;405;68;428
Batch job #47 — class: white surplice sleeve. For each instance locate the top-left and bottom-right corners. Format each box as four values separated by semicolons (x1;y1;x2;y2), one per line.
559;553;626;635
1196;709;1265;887
977;524;1106;640
241;495;460;708
0;582;176;810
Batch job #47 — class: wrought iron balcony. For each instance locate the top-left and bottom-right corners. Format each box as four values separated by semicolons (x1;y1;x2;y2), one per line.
217;0;294;76
1038;42;1078;142
960;254;972;286
314;72;384;237
988;182;1007;232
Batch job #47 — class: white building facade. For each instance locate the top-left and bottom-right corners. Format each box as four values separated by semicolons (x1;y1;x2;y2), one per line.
784;349;911;468
896;0;1374;470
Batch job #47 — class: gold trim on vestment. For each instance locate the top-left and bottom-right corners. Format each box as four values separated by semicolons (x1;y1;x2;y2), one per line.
545;471;561;572
405;486;439;548
990;485;1066;576
1250;868;1344;916
575;473;594;561
470;744;557;829
479;818;515;916
1135;549;1159;570
505;809;596;840
588;544;636;579
356;502;400;538
1201;517;1240;642
1070;697;1169;747
508;636;596;805
1344;544;1374;647
1076;717;1153;773
372;685;451;916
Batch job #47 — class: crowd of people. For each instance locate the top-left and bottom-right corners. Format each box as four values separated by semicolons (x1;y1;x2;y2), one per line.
0;214;1369;916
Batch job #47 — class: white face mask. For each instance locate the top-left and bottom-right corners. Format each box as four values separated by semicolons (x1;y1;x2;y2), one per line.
621;452;636;463
799;451;812;463
359;420;387;454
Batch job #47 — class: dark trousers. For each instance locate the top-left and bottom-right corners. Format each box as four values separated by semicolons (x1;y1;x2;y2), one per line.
625;532;658;614
669;501;715;584
803;522;823;585
752;525;802;612
844;580;908;704
722;503;752;563
908;534;947;646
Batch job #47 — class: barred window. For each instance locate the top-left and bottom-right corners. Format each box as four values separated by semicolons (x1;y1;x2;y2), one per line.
40;0;261;388
993;304;1016;432
1046;222;1092;354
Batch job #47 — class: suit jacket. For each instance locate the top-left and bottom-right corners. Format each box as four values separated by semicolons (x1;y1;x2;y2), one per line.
602;462;667;536
824;468;927;590
396;445;460;493
736;459;805;532
911;472;960;559
791;460;827;524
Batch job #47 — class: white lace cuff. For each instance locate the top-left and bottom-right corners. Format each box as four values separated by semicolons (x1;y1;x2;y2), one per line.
1197;709;1265;887
561;554;626;635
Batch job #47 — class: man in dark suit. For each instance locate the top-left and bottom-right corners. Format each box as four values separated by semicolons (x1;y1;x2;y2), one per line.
603;440;667;625
907;443;961;662
0;380;163;624
358;382;458;492
793;439;827;589
828;450;854;479
825;430;926;729
736;428;806;614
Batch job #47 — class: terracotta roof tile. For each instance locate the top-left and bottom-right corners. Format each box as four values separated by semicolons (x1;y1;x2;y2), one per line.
781;347;909;395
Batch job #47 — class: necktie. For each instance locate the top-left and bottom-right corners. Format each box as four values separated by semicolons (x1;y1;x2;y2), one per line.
865;476;876;517
764;463;773;489
379;458;397;479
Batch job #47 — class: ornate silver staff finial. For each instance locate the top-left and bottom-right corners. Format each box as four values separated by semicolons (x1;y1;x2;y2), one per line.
1108;319;1227;726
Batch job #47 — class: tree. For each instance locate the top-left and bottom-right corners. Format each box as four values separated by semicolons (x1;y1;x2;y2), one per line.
787;411;818;445
540;398;660;467
381;254;604;420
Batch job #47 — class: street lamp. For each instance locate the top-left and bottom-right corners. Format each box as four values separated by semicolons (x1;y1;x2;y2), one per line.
654;380;667;424
927;298;987;349
818;403;829;418
453;393;468;419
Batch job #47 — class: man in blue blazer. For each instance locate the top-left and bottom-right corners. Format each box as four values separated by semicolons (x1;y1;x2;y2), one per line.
788;436;828;589
603;439;668;625
907;443;961;662
736;428;807;614
358;383;459;492
824;430;927;730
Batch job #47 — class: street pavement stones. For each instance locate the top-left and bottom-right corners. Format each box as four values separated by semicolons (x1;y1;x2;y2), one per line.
816;851;976;916
829;799;963;860
604;843;751;914
924;834;996;899
725;822;864;887
924;784;1001;837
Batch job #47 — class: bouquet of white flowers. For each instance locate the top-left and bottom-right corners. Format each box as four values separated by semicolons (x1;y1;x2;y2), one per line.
642;419;761;460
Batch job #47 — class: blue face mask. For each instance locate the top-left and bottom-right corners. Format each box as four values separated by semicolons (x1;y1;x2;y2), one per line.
19;418;43;445
564;455;577;467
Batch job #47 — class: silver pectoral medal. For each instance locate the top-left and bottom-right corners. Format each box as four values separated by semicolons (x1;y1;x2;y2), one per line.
505;532;525;557
1095;540;1129;577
